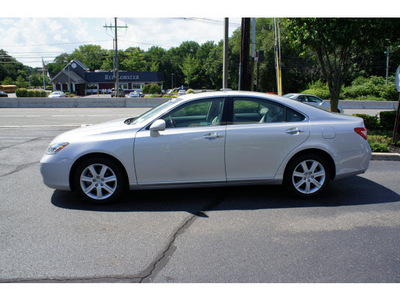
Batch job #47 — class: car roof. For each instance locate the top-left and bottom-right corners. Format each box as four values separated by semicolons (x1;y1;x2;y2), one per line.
173;91;334;118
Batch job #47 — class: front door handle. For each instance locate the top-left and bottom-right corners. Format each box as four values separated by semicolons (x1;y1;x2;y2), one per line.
203;133;224;140
285;128;304;135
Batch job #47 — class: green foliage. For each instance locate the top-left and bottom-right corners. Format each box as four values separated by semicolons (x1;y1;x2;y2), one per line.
1;76;14;85
342;76;398;101
15;75;29;88
142;83;161;94
285;18;400;112
352;114;380;130
15;88;28;97
71;45;107;71
301;80;330;99
16;88;46;97
4;18;400;94
120;47;147;72
186;89;194;94
368;135;391;152
380;111;400;131
179;54;200;86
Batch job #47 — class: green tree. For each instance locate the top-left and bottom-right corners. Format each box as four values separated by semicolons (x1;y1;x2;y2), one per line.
47;53;72;77
179;54;200;86
1;76;13;85
286;18;400;112
120;47;146;71
15;74;29;88
71;45;107;71
100;50;114;71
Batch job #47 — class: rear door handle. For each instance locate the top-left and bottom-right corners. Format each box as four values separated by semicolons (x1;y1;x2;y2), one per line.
203;133;224;140
285;128;304;135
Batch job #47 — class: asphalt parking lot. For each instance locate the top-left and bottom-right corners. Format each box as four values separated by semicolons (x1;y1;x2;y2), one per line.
1;108;400;283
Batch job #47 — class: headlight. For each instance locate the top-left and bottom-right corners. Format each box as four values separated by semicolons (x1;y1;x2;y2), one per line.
46;142;69;155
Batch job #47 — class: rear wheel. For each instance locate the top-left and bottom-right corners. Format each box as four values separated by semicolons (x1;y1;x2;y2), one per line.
73;157;125;204
284;154;330;198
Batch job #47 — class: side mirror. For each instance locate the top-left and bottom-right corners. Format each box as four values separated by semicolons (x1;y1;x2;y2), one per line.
149;119;166;137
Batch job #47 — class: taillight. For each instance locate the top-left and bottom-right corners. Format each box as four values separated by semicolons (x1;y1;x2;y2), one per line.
354;127;367;140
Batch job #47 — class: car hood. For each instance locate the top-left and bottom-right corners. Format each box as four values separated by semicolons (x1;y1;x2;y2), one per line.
51;118;142;143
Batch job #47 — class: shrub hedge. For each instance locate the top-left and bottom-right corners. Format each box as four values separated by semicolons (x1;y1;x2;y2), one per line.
380;111;400;131
16;88;47;97
300;76;398;101
353;111;399;131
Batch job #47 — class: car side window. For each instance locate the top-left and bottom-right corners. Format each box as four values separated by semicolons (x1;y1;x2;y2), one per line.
232;98;305;124
298;96;307;102
161;98;224;128
308;96;323;103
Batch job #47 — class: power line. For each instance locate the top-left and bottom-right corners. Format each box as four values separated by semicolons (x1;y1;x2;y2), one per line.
0;39;110;48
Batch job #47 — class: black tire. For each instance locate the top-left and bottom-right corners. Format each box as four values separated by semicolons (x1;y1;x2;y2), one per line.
73;157;126;204
284;153;331;198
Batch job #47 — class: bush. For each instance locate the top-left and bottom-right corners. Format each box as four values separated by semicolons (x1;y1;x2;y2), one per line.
301;80;330;99
368;135;391;152
142;83;161;94
353;114;380;130
380;110;400;131
15;88;28;97
186;89;195;94
342;76;398;101
16;88;47;97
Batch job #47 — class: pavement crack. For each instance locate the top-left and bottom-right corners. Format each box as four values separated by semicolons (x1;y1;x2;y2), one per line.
0;137;41;151
0;194;225;283
138;194;225;283
0;161;38;178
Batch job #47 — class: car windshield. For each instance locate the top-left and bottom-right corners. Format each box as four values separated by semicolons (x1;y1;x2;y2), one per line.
127;100;177;125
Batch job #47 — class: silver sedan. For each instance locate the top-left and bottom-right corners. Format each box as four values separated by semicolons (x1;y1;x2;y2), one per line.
40;91;371;203
284;93;343;113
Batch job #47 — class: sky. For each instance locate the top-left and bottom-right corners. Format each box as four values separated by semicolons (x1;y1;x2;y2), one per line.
0;17;241;68
0;0;396;68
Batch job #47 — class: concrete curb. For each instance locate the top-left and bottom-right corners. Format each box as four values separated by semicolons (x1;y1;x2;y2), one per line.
371;152;400;161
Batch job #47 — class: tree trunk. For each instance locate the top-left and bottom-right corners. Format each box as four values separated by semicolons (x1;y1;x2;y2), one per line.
329;82;341;113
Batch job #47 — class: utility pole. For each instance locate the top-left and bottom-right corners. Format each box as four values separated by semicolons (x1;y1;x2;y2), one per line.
274;18;283;95
250;18;256;91
104;18;128;97
239;18;251;91
223;18;229;90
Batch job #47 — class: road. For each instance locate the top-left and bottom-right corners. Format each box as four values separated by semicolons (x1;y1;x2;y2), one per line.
1;108;400;284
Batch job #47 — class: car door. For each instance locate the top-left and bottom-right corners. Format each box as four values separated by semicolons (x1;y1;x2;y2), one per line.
134;97;227;185
225;97;310;181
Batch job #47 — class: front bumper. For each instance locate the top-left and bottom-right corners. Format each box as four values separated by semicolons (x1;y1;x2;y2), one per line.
40;154;73;191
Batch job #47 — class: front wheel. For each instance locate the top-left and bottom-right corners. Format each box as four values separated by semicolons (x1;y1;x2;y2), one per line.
73;157;125;204
284;154;331;198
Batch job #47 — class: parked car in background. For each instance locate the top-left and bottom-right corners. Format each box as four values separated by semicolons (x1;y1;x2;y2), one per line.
284;93;343;113
111;88;125;97
128;91;144;98
128;91;140;98
178;89;186;96
40;91;371;204
48;91;67;98
0;90;8;97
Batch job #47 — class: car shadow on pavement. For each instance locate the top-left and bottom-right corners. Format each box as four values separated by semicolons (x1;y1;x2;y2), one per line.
51;175;400;214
